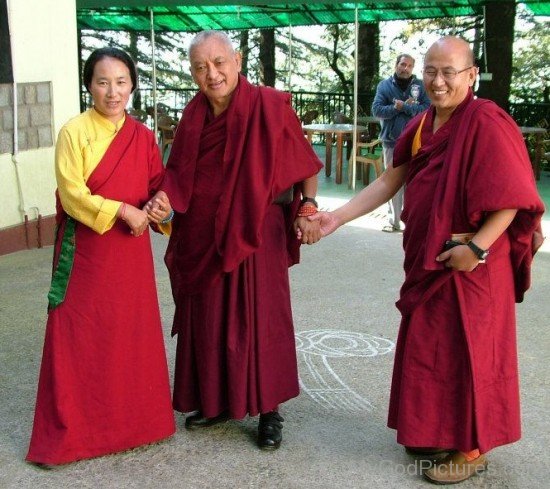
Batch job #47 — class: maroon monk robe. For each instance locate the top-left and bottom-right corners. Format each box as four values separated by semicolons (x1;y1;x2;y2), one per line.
26;115;175;465
387;92;544;454
161;76;322;418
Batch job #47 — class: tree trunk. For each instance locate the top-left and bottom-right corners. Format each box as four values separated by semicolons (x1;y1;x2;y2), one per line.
128;31;142;110
357;22;379;115
472;23;483;68
259;28;276;87
239;30;249;78
476;0;515;111
327;25;352;107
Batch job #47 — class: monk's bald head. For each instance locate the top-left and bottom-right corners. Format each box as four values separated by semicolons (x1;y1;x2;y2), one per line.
425;36;474;68
423;36;477;117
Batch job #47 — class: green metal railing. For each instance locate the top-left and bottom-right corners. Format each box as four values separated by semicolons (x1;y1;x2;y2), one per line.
81;88;549;128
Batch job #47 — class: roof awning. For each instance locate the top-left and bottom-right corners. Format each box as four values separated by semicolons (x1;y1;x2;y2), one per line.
76;1;550;32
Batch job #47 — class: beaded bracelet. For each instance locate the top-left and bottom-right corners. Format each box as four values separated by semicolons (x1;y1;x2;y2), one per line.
161;209;175;224
297;204;318;217
120;202;127;220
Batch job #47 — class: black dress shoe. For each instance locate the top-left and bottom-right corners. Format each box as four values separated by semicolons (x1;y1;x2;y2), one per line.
30;462;56;470
257;411;284;450
185;410;230;429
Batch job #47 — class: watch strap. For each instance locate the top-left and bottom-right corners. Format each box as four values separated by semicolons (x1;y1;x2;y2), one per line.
467;240;488;260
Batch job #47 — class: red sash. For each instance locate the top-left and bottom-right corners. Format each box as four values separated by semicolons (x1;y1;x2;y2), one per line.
48;114;164;308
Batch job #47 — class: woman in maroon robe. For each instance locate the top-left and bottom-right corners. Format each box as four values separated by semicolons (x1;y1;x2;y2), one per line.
26;48;175;465
311;37;544;484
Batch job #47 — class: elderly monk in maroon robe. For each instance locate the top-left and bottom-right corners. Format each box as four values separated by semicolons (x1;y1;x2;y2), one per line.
310;36;544;485
146;30;322;450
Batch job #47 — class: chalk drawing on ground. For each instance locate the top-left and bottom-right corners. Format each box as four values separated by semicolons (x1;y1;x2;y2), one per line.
295;329;395;412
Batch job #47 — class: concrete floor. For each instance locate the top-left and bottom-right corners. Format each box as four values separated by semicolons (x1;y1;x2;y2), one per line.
1;172;549;489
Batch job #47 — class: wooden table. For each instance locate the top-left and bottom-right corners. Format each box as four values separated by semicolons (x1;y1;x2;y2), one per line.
520;126;547;181
303;123;369;184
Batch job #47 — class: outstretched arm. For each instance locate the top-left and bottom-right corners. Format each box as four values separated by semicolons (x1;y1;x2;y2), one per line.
309;163;408;237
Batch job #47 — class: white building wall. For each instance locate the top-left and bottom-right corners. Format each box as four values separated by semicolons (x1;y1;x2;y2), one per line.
0;0;79;228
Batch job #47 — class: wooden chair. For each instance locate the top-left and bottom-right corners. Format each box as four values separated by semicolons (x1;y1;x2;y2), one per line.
348;138;383;186
158;114;177;159
300;110;319;125
145;103;172;118
127;108;148;123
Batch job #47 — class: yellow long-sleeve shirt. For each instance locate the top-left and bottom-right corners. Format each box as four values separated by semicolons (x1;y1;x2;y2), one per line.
55;108;125;234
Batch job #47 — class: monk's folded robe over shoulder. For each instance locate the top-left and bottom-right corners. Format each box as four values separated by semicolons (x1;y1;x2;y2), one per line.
161;75;322;418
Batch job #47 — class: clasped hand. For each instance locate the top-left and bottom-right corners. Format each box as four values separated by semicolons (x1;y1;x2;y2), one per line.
121;191;173;237
307;211;341;237
436;245;481;272
394;98;415;111
143;191;172;224
120;205;149;237
293;216;321;244
295;210;342;243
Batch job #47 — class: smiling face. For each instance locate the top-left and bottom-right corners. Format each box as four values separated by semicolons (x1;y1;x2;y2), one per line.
89;57;132;124
189;34;242;115
423;37;476;118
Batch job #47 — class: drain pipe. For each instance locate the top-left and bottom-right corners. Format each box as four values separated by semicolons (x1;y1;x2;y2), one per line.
7;0;41;248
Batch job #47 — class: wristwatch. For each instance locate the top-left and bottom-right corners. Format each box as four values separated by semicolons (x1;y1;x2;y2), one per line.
467;240;489;260
301;196;318;207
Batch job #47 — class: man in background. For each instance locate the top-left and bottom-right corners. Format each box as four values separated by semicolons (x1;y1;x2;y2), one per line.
372;54;430;232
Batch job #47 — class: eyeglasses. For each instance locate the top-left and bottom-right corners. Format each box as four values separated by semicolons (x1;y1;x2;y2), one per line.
422;66;473;80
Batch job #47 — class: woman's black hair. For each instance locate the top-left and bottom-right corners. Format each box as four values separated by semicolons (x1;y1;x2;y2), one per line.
83;47;138;93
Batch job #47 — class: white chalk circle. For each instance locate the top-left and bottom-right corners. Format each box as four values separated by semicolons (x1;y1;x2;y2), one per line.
295;329;395;412
295;329;394;358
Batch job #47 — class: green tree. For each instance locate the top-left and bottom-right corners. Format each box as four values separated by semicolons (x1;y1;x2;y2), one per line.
511;10;550;104
324;24;355;100
80;29;194;111
391;3;548;109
